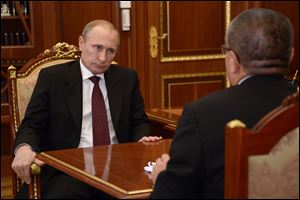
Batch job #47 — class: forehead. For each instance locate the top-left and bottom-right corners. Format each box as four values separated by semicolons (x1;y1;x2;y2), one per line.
86;26;118;49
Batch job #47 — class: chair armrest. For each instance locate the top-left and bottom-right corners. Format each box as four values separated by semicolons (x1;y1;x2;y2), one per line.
28;163;41;199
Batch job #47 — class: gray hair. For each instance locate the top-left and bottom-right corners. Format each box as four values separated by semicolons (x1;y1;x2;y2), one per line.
225;8;293;72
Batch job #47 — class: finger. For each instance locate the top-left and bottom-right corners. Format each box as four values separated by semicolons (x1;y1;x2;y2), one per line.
151;136;163;141
161;153;170;161
34;158;45;166
23;166;31;184
138;136;149;142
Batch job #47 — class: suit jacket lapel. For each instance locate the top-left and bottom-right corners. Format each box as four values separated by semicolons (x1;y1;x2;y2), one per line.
105;66;123;131
63;61;83;131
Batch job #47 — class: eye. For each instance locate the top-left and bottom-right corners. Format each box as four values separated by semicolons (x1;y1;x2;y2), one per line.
94;45;103;51
107;48;115;54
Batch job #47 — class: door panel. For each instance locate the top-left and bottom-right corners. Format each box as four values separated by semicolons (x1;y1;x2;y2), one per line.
146;1;229;108
165;1;226;56
138;1;298;108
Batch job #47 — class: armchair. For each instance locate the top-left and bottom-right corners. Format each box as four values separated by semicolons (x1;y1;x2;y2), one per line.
7;42;81;199
224;92;299;199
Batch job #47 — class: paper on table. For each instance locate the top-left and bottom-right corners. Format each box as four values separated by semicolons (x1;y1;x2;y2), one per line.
144;161;156;173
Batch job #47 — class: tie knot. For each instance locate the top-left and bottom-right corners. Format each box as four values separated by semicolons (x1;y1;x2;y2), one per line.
89;76;100;84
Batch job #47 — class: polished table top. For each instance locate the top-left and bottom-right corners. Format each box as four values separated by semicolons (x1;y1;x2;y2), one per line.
146;107;182;125
146;108;182;136
37;139;172;199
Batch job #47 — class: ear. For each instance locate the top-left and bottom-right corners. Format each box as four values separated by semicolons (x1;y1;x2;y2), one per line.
227;51;240;74
78;36;84;51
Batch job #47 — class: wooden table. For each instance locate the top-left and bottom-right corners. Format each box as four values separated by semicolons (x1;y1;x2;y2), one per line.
36;139;172;199
146;108;182;138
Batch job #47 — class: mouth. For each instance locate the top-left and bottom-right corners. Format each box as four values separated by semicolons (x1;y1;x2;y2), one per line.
93;63;106;68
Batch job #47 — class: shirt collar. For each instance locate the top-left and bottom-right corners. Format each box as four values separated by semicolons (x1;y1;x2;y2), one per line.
80;59;104;81
238;75;253;85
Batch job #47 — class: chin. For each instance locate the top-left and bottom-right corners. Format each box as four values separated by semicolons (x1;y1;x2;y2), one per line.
94;67;108;75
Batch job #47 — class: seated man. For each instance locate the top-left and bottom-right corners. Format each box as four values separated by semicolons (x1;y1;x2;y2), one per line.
12;19;161;199
150;8;297;199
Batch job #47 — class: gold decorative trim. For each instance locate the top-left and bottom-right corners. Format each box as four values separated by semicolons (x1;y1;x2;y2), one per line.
8;65;17;78
47;42;79;59
17;56;72;78
227;119;246;128
33;175;39;199
225;1;231;30
18;42;80;78
168;80;221;107
31;163;41;175
39;152;153;196
161;72;226;107
146;113;177;124
9;67;19;135
160;1;231;62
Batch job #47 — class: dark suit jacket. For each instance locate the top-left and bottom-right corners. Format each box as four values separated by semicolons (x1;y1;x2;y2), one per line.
13;61;150;187
151;75;296;199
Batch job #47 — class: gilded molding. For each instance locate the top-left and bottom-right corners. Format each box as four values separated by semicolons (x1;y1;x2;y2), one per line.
225;1;231;30
8;65;17;78
33;175;39;199
227;119;246;128
31;163;41;175
159;1;231;62
52;42;79;58
11;77;19;134
161;72;226;107
18;42;80;78
146;112;177;124
168;80;221;107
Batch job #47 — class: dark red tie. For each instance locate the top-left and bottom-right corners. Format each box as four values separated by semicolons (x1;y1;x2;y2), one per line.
89;76;110;146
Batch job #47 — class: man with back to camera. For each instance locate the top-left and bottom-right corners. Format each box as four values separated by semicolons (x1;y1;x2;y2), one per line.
12;19;162;198
149;8;297;199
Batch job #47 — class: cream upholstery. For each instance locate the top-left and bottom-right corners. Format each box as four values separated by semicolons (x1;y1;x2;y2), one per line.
16;59;76;121
224;92;299;199
249;127;299;199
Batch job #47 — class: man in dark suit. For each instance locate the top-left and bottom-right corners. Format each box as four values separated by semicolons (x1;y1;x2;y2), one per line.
150;8;297;199
12;20;161;198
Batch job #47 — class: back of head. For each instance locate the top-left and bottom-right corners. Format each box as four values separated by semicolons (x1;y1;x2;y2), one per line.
226;8;294;74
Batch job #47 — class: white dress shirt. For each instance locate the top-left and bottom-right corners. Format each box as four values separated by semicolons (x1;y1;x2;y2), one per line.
78;59;118;148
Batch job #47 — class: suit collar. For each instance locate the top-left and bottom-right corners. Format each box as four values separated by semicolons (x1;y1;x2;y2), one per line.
64;61;82;131
104;65;123;130
241;74;285;85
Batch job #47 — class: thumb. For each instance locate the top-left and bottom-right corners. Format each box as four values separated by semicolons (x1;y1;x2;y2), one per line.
34;158;45;166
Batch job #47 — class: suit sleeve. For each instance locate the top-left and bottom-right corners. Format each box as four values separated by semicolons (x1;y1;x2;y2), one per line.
129;70;150;141
150;104;205;199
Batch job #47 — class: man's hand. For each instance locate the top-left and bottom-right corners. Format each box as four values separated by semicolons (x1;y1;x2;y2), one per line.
149;153;170;184
138;136;163;143
11;145;44;184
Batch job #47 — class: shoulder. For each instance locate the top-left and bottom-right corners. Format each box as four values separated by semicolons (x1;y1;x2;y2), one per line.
191;87;235;106
40;60;79;74
109;64;136;74
184;86;241;114
106;64;138;80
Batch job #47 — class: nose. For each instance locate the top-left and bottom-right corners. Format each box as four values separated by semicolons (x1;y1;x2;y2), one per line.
97;50;106;62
